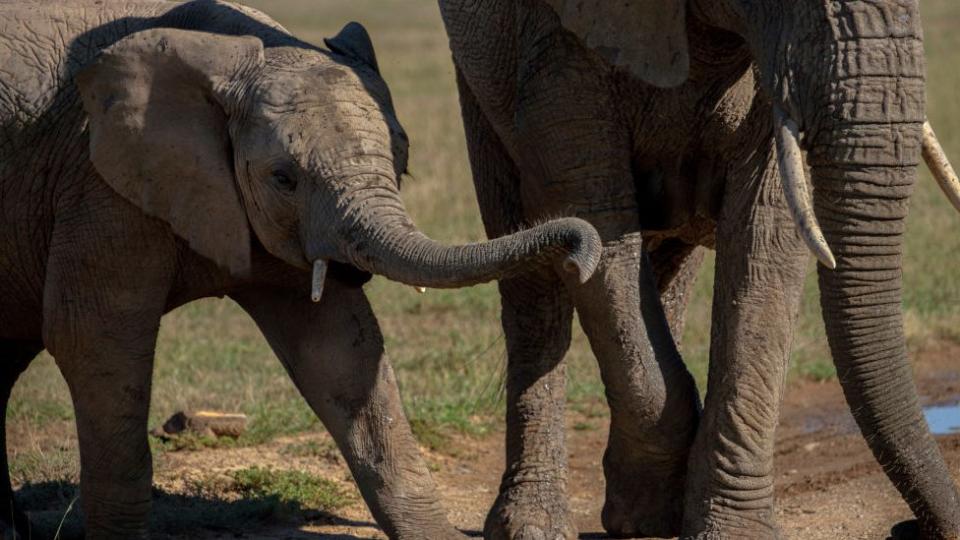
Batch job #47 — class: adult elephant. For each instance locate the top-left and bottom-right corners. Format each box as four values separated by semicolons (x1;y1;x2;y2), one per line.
439;0;960;538
0;1;603;538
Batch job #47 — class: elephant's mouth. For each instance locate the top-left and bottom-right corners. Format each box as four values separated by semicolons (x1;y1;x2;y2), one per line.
327;261;373;288
308;260;371;303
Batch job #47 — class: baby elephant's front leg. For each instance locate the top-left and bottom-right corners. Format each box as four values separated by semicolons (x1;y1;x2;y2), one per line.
233;281;464;540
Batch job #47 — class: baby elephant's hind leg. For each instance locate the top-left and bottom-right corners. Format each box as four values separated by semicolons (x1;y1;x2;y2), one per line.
46;321;158;540
41;210;176;539
0;340;42;538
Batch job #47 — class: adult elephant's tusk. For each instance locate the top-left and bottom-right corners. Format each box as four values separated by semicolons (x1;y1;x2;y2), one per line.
773;107;837;270
311;259;328;303
414;286;427;294
922;121;960;214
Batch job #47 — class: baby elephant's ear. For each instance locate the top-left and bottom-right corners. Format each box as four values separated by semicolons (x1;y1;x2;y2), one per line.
325;22;380;73
543;0;689;89
76;28;265;275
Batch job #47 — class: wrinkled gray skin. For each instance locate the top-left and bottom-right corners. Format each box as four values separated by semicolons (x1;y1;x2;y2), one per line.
440;0;960;538
0;1;604;538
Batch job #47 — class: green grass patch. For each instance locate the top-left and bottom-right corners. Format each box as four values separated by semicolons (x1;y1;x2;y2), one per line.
573;421;596;432
9;449;77;486
241;402;320;445
281;440;341;463
408;418;454;453
228;467;351;515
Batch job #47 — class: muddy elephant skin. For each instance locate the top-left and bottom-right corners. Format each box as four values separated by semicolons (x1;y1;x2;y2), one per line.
0;1;603;538
439;0;960;538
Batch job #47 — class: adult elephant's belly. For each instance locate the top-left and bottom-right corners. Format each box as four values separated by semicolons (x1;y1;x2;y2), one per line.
644;215;717;252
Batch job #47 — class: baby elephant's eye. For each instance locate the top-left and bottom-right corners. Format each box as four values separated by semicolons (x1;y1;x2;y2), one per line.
271;170;297;192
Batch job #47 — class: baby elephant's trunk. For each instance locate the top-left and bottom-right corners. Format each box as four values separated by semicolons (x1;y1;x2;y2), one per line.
307;173;602;297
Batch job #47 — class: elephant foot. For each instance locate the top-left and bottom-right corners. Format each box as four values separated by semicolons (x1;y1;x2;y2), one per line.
680;520;782;540
601;469;684;537
890;519;960;540
484;481;576;540
600;443;687;538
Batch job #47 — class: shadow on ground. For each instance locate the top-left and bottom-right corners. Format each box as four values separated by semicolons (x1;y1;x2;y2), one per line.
15;480;380;539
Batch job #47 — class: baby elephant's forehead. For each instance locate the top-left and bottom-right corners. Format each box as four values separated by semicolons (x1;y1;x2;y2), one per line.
256;63;382;113
316;65;352;85
251;102;393;169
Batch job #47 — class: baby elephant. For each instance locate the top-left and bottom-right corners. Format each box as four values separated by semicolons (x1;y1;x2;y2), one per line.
0;1;602;538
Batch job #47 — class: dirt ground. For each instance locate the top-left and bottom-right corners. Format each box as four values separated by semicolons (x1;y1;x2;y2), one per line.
28;342;960;540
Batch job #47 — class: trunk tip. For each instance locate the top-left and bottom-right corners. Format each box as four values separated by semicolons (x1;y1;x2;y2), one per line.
558;218;603;283
562;257;589;283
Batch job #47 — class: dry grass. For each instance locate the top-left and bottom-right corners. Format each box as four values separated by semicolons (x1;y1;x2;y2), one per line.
8;0;960;517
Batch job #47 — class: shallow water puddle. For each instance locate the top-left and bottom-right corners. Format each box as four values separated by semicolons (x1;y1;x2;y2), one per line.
924;403;960;435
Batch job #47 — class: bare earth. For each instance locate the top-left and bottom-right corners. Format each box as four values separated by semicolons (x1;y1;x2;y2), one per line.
173;342;960;539
27;342;960;540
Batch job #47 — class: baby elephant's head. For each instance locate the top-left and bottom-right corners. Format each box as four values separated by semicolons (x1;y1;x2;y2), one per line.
76;21;601;297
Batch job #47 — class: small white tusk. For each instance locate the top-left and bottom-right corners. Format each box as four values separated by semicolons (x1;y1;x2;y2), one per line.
773;107;837;270
414;286;427;294
922;121;960;214
311;259;328;303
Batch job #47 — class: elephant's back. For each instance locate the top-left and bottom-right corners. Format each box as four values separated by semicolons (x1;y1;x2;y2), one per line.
0;1;182;199
0;2;174;128
0;2;173;335
0;0;297;134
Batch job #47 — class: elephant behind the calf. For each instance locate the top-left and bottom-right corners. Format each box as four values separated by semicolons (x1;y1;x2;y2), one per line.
439;0;960;538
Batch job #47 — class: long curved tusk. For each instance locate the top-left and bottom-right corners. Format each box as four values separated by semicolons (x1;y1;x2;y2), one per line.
922;121;960;214
311;259;328;303
773;107;837;270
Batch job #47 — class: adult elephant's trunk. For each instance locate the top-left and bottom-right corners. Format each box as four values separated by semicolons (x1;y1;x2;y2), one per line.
809;139;960;535
775;64;960;531
308;172;602;294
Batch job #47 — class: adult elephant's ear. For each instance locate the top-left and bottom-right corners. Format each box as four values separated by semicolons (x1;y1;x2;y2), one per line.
543;0;689;88
75;28;265;275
